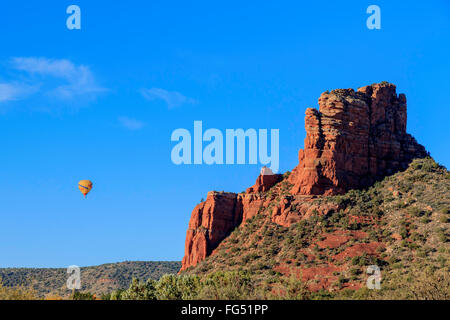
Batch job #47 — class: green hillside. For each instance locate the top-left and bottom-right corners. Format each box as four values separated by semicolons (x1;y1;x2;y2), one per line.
0;261;180;298
180;157;449;299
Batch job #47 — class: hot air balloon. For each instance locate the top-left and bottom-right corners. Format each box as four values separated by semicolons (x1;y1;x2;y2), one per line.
78;180;93;198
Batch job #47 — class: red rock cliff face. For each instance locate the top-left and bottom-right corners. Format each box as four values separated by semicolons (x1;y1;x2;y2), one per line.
181;191;241;271
180;169;281;271
180;82;427;271
288;83;427;195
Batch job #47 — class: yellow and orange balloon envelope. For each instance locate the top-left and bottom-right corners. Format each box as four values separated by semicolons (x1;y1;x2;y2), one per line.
78;180;93;198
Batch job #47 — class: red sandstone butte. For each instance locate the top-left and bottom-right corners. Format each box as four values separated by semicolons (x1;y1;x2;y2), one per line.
180;82;427;271
288;82;427;195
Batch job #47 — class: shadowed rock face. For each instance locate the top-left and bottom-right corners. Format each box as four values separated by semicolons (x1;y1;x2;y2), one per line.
180;82;428;271
181;191;241;271
288;83;427;195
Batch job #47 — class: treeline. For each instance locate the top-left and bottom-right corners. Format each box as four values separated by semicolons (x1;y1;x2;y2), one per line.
91;271;312;300
2;267;449;300
99;268;450;300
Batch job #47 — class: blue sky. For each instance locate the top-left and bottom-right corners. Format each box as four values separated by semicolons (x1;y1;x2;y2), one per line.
0;1;449;267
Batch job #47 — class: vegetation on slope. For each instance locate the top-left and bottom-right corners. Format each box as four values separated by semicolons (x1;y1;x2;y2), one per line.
177;157;449;299
0;261;180;299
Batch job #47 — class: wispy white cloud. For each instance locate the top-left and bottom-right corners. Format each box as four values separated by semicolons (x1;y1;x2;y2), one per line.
140;88;197;109
10;57;106;100
0;82;39;102
118;116;145;130
12;57;78;79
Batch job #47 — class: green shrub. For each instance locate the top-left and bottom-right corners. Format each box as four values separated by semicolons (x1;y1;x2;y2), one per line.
71;291;95;300
0;280;38;300
421;217;431;224
119;278;157;300
407;207;423;217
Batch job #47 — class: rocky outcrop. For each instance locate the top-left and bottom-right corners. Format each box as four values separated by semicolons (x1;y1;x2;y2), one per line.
180;190;270;271
288;82;427;195
181;191;241;271
246;167;283;193
271;196;343;227
180;82;428;271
